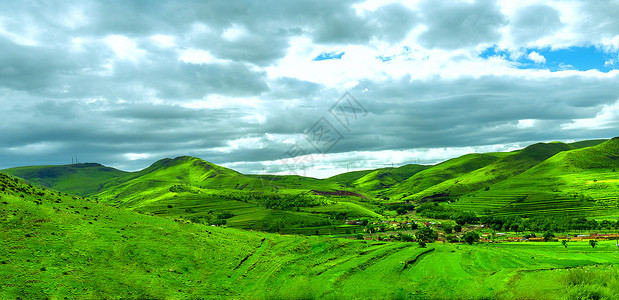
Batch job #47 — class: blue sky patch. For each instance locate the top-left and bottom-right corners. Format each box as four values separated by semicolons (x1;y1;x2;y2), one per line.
312;51;345;61
377;46;413;62
480;45;618;72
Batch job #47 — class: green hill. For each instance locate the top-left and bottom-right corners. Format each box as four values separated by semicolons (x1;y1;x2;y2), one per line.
404;142;575;202
568;139;608;149
451;138;619;217
3;172;619;299
3;138;618;225
2;163;129;197
385;153;502;200
328;164;429;195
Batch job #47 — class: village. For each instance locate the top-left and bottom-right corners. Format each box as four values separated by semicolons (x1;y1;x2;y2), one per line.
344;218;619;244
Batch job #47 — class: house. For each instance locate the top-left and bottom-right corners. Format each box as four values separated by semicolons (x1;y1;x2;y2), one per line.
344;219;363;225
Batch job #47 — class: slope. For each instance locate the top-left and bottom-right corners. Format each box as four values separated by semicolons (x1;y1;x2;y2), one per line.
451;137;619;217
2;163;129;197
405;142;574;202
3;172;619;299
91;156;376;232
385;153;503;201
327;164;429;195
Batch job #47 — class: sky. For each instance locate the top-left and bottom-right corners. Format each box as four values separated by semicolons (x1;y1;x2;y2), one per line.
1;0;619;178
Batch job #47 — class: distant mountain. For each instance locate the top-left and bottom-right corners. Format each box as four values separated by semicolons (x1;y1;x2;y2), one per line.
328;164;429;192
2;163;128;196
451;138;619;217
2;138;617;220
385;153;502;200
401;142;575;201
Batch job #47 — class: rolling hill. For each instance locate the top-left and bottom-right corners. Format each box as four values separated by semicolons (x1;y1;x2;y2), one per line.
400;142;575;202
384;153;503;200
329;163;430;193
451;138;619;217
3;171;619;299
2;163;129;197
3;138;617;225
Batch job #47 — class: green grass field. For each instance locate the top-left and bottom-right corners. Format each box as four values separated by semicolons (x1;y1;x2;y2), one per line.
4;171;619;299
2;137;619;298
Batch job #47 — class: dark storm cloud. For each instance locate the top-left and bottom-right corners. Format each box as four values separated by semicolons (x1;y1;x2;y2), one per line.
418;0;507;49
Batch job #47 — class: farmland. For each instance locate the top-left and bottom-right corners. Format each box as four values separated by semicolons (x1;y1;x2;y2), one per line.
2;137;619;299
3;171;619;299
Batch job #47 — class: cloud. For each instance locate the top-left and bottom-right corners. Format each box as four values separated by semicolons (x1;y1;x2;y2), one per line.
527;51;546;64
417;0;507;49
0;0;618;178
561;99;619;130
510;4;563;45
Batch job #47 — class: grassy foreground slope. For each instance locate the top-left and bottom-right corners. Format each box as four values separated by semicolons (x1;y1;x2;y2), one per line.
3;172;619;299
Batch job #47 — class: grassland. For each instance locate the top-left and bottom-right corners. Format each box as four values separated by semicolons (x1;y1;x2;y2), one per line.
3;138;618;236
452;138;619;217
4;171;619;299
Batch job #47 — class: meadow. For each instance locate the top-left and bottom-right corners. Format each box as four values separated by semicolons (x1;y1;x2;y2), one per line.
2;137;619;299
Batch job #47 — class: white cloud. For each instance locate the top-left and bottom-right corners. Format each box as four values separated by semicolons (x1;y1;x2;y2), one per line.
222;24;248;41
517;119;536;129
178;48;218;64
527;51;546;64
124;153;152;161
561;99;619;130
104;35;145;62
150;34;176;48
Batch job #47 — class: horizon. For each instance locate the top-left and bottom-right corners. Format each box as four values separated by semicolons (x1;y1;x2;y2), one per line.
3;136;613;179
1;0;619;178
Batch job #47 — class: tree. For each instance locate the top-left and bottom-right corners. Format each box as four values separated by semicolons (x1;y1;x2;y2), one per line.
400;234;415;242
416;227;438;243
463;231;480;245
589;240;598;248
418;241;426;248
561;240;568;248
543;230;555;242
443;224;453;234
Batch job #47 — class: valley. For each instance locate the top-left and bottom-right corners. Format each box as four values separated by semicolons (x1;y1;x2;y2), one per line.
2;137;619;298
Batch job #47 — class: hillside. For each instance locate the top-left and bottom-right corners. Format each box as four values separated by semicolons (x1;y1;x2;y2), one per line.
402;142;575;202
330;164;429;193
4;172;619;299
3;138;617;226
2;163;129;197
451;138;619;217
385;153;502;200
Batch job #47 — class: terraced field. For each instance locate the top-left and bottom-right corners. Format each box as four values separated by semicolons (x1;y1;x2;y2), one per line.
452;192;604;218
5;171;619;299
